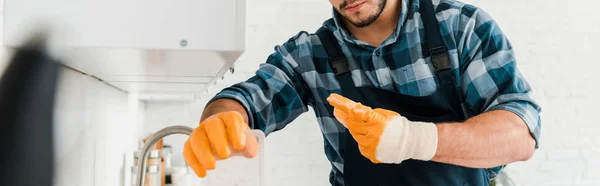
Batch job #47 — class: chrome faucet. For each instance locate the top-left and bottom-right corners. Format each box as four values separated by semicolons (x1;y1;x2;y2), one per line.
135;125;193;186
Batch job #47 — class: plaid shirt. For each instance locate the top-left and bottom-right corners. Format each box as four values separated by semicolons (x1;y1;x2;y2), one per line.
210;0;541;180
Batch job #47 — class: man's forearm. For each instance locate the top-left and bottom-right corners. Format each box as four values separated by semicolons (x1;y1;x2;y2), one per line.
201;98;249;124
431;110;536;168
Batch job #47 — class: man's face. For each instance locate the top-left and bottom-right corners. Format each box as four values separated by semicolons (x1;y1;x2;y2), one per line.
330;0;387;28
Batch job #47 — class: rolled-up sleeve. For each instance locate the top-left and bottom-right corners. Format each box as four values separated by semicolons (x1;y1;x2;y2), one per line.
456;5;541;148
209;32;314;136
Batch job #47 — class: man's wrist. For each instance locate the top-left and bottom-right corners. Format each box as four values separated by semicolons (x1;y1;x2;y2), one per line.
202;98;249;124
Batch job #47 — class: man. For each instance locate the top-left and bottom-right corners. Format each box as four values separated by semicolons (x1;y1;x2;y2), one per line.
183;0;541;185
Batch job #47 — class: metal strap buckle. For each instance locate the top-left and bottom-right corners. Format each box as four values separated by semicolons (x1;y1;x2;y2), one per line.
330;56;349;76
430;46;451;73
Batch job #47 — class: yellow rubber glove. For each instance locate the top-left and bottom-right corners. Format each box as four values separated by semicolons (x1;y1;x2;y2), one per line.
183;111;258;177
327;93;438;164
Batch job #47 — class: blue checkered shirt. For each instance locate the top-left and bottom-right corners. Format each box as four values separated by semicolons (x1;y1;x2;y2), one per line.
210;0;541;180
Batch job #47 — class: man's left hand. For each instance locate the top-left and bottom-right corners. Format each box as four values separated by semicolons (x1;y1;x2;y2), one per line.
326;93;439;164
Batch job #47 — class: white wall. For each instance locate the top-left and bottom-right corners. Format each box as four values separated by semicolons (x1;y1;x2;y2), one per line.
144;0;600;186
459;0;600;186
52;69;145;186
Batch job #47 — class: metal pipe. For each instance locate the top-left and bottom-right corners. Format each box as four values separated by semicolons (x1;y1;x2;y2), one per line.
135;125;193;186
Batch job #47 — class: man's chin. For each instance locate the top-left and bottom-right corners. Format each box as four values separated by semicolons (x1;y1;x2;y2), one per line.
347;19;374;28
341;13;378;28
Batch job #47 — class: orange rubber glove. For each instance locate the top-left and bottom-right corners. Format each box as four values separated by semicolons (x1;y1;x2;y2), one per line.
183;111;258;177
327;93;438;164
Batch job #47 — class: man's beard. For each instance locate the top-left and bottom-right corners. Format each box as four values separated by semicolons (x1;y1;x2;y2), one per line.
339;0;387;28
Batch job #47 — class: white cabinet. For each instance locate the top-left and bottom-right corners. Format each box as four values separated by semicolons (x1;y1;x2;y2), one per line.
3;0;246;102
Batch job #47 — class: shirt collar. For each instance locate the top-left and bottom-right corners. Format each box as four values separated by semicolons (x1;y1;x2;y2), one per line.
324;0;413;47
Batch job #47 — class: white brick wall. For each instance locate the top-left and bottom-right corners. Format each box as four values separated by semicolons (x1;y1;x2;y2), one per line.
459;0;600;185
176;0;599;185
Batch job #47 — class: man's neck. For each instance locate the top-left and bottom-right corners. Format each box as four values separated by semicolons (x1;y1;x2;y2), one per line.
343;0;401;47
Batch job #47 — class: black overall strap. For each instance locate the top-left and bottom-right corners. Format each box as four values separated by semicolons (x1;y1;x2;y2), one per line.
316;27;350;76
420;0;469;120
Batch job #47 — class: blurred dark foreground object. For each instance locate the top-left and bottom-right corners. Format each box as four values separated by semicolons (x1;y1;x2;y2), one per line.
0;34;61;186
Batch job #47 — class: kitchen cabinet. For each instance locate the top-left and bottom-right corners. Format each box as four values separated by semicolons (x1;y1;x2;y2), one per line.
3;0;246;102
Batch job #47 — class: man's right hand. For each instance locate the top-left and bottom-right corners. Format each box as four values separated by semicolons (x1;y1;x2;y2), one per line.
183;111;258;178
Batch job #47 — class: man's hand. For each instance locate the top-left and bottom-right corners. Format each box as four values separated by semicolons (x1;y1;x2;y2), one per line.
183;111;259;178
326;93;438;164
